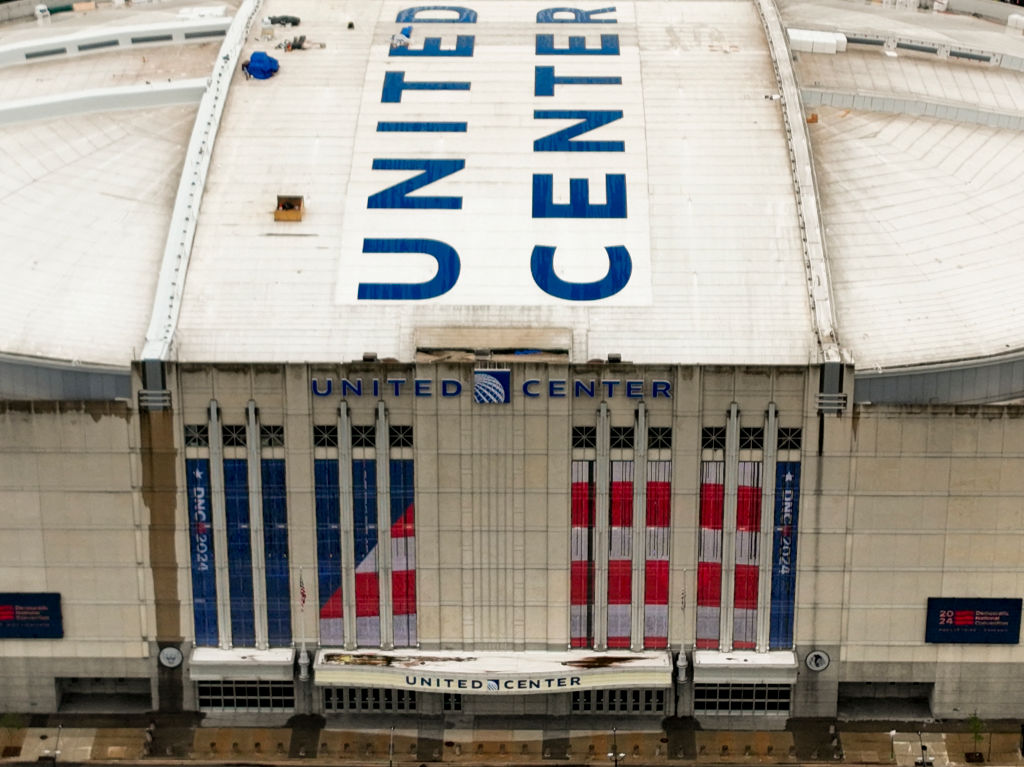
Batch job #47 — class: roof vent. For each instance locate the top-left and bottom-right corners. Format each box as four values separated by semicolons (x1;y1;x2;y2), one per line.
274;195;303;221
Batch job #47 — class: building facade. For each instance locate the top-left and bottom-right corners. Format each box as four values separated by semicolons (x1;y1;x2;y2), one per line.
5;360;1023;722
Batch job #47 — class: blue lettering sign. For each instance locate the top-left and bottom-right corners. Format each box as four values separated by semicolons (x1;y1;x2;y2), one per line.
534;110;624;152
389;35;475;56
574;379;595;397
534;66;621;96
532;174;626;218
602;380;620;396
358;239;461;300
377;121;468;132
531;245;632;300
382;71;471;103
441;379;463;397
396;6;478;22
536;6;617;23
549;379;566;397
626;380;643;398
388;378;407;395
415;379;432;396
369;159;465;209
341;379;362;397
312;377;333;396
652;380;671;398
535;33;619;54
523;379;541;397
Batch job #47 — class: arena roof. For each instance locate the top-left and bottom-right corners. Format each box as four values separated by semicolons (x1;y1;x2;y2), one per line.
2;0;1023;376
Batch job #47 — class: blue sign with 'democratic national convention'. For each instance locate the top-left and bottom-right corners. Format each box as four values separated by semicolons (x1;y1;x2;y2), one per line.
336;2;651;306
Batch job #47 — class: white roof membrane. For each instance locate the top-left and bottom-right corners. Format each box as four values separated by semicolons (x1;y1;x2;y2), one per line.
173;0;816;364
810;106;1024;369
0;106;197;365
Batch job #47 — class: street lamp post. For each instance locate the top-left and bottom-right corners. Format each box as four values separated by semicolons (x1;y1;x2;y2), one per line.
607;727;625;767
916;732;929;767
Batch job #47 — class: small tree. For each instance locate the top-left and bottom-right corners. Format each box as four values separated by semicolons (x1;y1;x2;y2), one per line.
967;711;985;757
0;713;26;749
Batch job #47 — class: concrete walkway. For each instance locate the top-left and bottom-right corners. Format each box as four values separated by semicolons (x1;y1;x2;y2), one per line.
1;717;1022;767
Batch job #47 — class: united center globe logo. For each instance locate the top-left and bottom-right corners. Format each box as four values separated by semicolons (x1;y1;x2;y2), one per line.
473;370;511;404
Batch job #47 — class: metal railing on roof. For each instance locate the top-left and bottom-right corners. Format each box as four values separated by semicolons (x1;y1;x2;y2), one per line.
141;0;266;362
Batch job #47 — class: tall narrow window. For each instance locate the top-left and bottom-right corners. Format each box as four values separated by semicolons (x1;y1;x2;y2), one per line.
390;458;416;646
353;458;380;646
570;460;595;647
644;461;671;648
314;458;343;644
261;456;292;646
607;460;633;648
696;461;724;649
223;458;255;645
733;461;762;649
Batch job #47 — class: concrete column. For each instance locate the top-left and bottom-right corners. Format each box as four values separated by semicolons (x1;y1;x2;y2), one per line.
338;403;358;650
593;402;610;650
756;404;778;652
246;400;269;650
208;399;233;649
630;402;648;650
719;403;740;652
376;401;394;649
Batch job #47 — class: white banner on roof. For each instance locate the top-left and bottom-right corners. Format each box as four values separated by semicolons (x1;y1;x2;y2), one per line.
335;2;651;306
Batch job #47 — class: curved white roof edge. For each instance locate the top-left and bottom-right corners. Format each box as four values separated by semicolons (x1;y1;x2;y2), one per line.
0;78;207;125
0;17;231;68
756;0;844;365
141;0;265;363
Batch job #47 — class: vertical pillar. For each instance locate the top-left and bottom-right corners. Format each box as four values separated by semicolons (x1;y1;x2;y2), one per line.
246;401;269;650
719;403;740;652
208;400;233;649
138;360;183;711
593;403;611;650
338;403;358;650
756;404;778;652
630;403;648;650
376;402;395;649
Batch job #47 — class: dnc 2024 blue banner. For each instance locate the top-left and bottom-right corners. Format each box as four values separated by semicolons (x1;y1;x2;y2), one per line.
769;462;800;649
926;598;1022;644
186;458;218;646
0;592;63;638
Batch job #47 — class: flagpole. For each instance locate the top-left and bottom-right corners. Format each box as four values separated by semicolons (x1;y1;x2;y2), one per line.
298;566;310;681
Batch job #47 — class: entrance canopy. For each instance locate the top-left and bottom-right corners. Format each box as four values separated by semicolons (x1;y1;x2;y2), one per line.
314;649;673;695
692;650;798;684
189;647;296;681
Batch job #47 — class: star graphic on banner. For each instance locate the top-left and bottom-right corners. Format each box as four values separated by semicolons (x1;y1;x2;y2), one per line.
784;472;793;482
193;467;204;480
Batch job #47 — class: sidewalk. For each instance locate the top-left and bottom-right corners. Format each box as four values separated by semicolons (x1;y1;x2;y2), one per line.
2;716;1022;767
